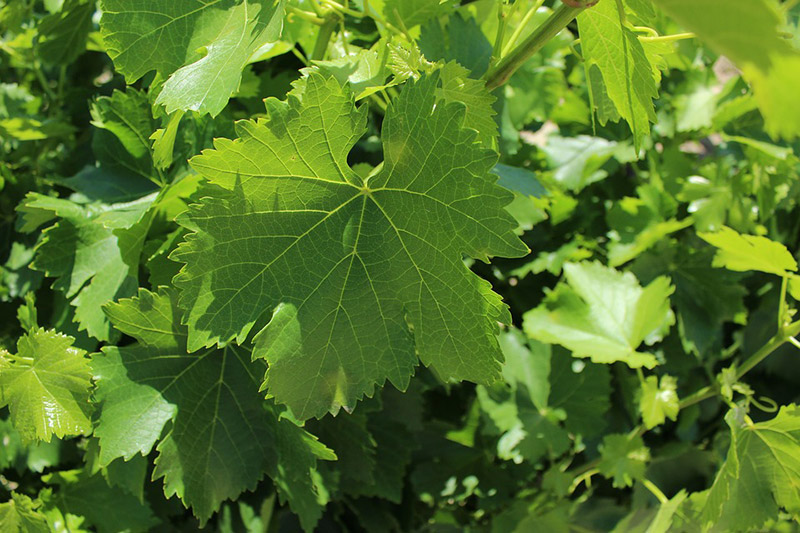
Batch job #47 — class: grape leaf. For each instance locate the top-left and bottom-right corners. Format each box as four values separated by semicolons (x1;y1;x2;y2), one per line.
703;406;800;530
0;328;92;443
94;288;333;527
523;261;674;369
698;225;797;276
639;374;678;429
384;0;455;30
46;471;159;533
499;328;550;412
35;0;93;66
99;0;285;116
172;70;527;419
652;0;800;140
632;244;747;356
548;351;611;438
598;433;650;488
0;493;49;533
437;62;497;146
18;193;154;341
89;89;157;185
578;0;658;151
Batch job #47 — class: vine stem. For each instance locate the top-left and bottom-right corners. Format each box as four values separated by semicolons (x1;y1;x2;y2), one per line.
310;13;338;61
638;32;695;43
679;318;800;409
484;4;585;90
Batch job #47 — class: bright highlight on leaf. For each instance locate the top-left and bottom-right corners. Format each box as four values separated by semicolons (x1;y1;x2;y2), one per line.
523;261;674;369
639;374;679;429
0;328;92;443
171;70;527;420
698;226;798;276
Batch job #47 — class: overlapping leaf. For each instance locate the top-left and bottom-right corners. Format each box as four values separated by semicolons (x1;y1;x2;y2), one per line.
578;0;658;151
0;493;49;533
17;193;154;340
523;261;673;369
100;0;285;116
703;406;800;530
172;70;527;419
94;288;333;528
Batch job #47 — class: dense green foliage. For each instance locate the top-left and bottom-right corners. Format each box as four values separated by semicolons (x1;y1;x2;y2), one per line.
2;0;800;531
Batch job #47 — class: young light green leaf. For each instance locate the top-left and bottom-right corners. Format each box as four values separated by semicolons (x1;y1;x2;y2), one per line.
698;225;797;276
598;433;650;488
523;261;674;369
94;288;332;528
0;493;50;533
172;70;527;420
578;0;658;151
703;405;800;530
652;0;800;140
0;328;92;443
100;0;285;116
639;374;679;429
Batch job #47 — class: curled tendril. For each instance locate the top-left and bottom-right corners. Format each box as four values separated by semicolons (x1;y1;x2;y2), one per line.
750;395;779;414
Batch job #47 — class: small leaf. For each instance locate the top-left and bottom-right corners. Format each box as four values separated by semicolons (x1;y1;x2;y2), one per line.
698;226;797;276
639;374;679;429
578;0;659;151
598;433;650;488
95;288;331;527
523;261;674;369
0;328;92;443
0;493;50;533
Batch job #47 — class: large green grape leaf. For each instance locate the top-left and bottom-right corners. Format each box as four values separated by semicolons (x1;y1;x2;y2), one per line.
578;0;658;151
0;328;92;443
171;70;527;420
703;406;800;530
652;0;800;140
94;288;333;528
99;0;285;116
523;261;673;369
